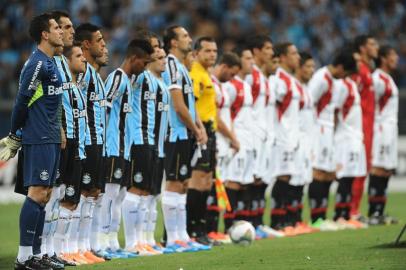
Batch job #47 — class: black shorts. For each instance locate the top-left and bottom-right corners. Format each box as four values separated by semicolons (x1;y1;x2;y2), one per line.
164;139;194;182
129;144;155;192
81;144;104;191
150;155;164;195
59;139;83;203
104;156;131;187
193;122;216;175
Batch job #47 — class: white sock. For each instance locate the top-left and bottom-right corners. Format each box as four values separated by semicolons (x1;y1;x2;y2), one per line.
146;195;158;246
177;193;189;242
136;196;149;245
162;191;179;245
101;184;120;235
122;192;140;249
109;186;127;250
68;200;82;254
53;206;71;256
78;196;94;252
91;194;103;251
86;199;95;251
17;246;33;263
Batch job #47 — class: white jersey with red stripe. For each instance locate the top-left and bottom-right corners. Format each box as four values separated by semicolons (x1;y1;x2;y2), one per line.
274;67;301;150
267;74;278;145
245;64;270;140
334;78;366;178
223;75;254;150
372;69;398;169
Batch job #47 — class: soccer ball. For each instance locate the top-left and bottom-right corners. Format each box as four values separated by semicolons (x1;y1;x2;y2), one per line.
228;221;256;245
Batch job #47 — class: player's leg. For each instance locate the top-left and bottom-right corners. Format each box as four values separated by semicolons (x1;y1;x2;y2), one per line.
368;168;391;224
334;177;354;221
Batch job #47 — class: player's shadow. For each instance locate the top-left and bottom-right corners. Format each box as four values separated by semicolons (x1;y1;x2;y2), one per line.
370;241;406;249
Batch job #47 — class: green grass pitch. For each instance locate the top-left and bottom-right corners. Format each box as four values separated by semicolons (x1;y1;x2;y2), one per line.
0;193;405;270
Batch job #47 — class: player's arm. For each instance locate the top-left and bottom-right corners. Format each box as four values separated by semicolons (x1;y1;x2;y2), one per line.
308;75;325;105
216;110;240;152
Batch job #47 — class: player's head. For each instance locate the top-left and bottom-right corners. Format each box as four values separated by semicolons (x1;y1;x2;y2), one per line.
194;36;218;69
275;42;300;72
354;34;378;60
29;13;63;47
148;48;167;74
51;10;74;47
64;44;86;75
297;52;315;83
163;25;192;55
247;34;273;65
75;23;106;59
233;45;254;76
264;55;280;76
331;47;358;78
135;29;162;50
376;45;398;71
215;52;241;82
95;47;109;67
125;38;154;75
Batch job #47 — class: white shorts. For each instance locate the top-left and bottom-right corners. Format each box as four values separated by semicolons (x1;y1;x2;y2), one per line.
253;136;267;179
312;123;335;172
290;134;313;186
372;122;398;170
226;149;255;184
335;136;366;179
261;138;276;184
271;143;300;178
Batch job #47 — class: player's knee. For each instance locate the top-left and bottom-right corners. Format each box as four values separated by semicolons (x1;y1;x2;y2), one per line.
166;180;185;193
27;186;50;206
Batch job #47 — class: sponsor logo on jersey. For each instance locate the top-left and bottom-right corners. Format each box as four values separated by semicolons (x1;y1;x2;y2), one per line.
122;103;132;113
144;91;156;100
28;61;42;90
157;102;169;112
73;109;87;118
48;85;63;95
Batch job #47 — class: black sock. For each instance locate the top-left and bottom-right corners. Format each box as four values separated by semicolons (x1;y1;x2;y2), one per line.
254;183;267;227
368;175;390;217
224;188;238;231
295;185;304;223
334;177;354;220
186;188;202;238
199;191;210;236
33;207;45;255
270;180;288;229
287;185;304;225
206;186;219;233
309;180;329;223
235;188;251;222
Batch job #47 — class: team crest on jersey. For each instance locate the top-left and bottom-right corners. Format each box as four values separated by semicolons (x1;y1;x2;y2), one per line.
40;170;49;181
114;168;123;179
82;173;91;184
179;164;188;176
66;186;75;197
134;172;143;183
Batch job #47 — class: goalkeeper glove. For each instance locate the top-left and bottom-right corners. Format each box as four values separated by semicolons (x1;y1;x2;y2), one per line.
0;133;21;161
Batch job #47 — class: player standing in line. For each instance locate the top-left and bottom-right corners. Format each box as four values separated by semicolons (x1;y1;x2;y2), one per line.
161;25;208;252
244;35;274;239
350;35;379;219
308;49;357;230
333;76;367;228
289;52;316;234
188;37;218;245
101;39;152;257
0;13;63;270
269;42;301;235
73;23;108;259
206;52;241;242
222;46;255;232
368;45;399;225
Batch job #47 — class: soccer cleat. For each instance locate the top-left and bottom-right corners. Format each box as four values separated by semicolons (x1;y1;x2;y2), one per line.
14;256;52;270
186;240;211;251
255;227;269;239
72;252;93;264
294;222;317;234
92;249;112;261
59;253;80;266
165;243;188;253
153;243;174;254
335;218;357;230
346;219;368;229
105;248;129;259
258;225;285;238
311;218;339;231
143;244;162;255
369;214;398;226
41;254;65;269
83;250;105;263
115;248;138;258
174;240;200;252
51;254;76;267
282;226;297;237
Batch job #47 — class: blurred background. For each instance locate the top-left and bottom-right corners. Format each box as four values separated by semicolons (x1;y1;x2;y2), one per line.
1;0;406;190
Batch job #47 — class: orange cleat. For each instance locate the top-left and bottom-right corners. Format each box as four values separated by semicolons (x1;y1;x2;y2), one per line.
59;253;79;266
283;226;297;237
347;219;368;229
83;250;105;263
71;252;93;264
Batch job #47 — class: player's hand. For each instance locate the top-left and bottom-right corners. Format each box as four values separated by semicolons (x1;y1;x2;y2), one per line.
200;128;208;145
194;128;204;145
60;128;66;150
0;133;21;161
230;138;240;153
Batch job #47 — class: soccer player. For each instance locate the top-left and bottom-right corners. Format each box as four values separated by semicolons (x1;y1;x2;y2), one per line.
308;48;357;230
290;52;316;233
0;13;63;270
350;35;379;218
269;42;301;233
161;25;208;251
369;45;399;225
222;46;255;231
74;23;107;258
188;36;218;244
207;52;241;241
333;76;366;228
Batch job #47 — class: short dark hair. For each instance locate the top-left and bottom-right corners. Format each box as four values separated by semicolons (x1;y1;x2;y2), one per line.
194;36;216;51
375;45;395;67
126;39;154;58
353;34;373;53
299;52;313;66
233;43;250;58
246;34;272;53
218;52;241;68
134;28;162;48
163;25;181;53
29;13;53;44
332;47;357;73
50;10;70;24
63;44;80;59
274;42;294;57
75;23;100;44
